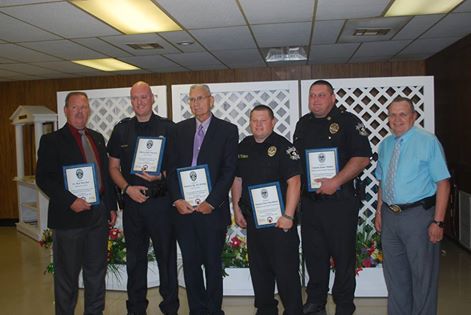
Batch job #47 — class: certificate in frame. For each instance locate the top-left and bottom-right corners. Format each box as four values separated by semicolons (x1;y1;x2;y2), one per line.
130;136;166;175
177;164;212;207
248;181;285;229
63;163;100;205
305;147;339;192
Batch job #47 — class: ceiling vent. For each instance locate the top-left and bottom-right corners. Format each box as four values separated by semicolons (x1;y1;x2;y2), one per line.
353;28;391;36
263;46;307;63
127;43;163;50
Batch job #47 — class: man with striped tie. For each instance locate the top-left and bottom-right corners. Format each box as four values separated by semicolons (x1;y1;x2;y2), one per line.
375;96;450;315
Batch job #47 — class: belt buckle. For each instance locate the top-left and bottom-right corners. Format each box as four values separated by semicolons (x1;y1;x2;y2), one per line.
388;204;402;213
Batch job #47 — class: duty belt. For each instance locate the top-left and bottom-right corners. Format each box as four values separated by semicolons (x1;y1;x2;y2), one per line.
385;195;436;213
142;185;167;198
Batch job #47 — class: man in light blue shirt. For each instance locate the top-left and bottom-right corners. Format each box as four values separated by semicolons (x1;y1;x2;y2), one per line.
375;96;450;315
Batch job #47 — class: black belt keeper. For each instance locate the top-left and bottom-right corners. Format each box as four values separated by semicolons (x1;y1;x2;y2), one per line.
386;195;436;213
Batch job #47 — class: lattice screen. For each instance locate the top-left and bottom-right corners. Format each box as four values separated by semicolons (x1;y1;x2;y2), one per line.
57;86;167;141
302;76;435;237
172;81;299;238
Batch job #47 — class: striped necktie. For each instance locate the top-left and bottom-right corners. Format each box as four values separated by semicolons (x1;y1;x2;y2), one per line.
78;129;102;192
191;124;205;166
384;138;402;204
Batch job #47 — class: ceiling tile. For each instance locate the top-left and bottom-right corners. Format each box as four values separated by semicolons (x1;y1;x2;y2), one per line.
186;64;229;71
0;43;60;62
239;0;314;24
339;16;411;43
100;34;180;56
0;57;16;63
312;20;345;44
72;38;132;58
190;26;256;50
0;1;58;6
0;12;60;42
0;68;19;76
309;43;359;63
1;2;120;38
354;40;412;57
316;0;390;20
0;63;66;75
212;49;265;68
159;31;205;52
349;55;390;63
157;0;245;29
164;52;222;67
453;0;471;12
32;61;103;74
252;22;312;47
119;55;183;71
399;37;462;55
421;12;471;38
393;15;444;40
21;40;106;60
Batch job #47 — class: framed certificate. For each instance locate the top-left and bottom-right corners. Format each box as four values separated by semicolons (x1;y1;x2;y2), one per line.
248;181;285;229
305;147;339;192
63;163;100;205
131;136;166;175
177;164;212;207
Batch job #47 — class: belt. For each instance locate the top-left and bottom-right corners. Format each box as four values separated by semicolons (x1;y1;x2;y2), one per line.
385;195;436;213
143;185;167;198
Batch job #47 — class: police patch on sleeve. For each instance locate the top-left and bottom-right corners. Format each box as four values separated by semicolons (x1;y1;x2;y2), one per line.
355;122;368;136
286;146;300;160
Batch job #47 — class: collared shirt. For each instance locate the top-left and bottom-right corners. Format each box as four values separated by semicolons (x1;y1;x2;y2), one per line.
195;113;212;134
375;126;450;204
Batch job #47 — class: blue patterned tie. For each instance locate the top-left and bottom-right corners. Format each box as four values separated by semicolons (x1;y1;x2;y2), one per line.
384;138;401;204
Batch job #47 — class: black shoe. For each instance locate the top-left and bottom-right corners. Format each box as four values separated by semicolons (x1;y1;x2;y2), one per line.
303;303;327;315
127;313;146;315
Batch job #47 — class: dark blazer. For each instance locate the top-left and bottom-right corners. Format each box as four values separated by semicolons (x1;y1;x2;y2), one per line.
36;125;117;229
167;115;238;226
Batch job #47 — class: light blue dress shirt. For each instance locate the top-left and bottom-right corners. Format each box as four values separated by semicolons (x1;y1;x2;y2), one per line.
375;126;450;204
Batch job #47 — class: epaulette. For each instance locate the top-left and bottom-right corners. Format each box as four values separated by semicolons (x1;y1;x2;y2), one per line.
118;117;131;124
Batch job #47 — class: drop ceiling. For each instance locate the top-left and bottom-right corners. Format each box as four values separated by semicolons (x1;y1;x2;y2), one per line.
0;0;470;81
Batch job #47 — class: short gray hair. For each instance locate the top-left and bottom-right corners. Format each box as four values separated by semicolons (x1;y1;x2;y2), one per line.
189;84;211;95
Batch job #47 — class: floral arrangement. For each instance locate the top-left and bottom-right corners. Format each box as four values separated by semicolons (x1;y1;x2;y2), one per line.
39;227;155;275
221;233;249;276
330;230;383;275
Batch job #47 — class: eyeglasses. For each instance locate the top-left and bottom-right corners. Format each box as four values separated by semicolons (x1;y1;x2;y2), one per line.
188;95;211;104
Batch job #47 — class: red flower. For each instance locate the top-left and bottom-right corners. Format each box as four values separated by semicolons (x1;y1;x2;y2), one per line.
362;258;372;268
109;228;120;240
230;236;241;248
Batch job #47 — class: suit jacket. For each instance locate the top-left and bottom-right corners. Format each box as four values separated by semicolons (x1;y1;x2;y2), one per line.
36;124;117;229
167;115;238;227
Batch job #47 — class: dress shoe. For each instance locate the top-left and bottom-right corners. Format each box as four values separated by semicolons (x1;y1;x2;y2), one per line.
303;302;327;315
127;312;146;315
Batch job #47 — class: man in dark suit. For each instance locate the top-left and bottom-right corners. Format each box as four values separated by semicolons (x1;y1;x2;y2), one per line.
167;84;238;315
36;91;117;315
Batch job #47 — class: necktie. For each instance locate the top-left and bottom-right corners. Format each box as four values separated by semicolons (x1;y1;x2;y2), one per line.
384;138;401;204
78;129;102;191
191;124;205;166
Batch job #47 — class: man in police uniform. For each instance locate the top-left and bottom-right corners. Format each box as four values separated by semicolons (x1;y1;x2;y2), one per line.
375;97;450;315
231;105;303;315
294;80;371;315
108;81;179;315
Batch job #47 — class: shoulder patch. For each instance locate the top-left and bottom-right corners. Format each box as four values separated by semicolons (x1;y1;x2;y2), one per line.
355;122;369;136
238;154;248;159
286;146;300;160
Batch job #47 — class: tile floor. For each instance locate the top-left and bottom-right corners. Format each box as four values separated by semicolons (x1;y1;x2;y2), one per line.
0;227;470;315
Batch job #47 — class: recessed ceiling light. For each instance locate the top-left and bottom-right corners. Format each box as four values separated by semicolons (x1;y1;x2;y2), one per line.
264;46;307;63
71;0;181;34
177;41;194;46
127;43;163;50
353;28;390;36
385;0;463;16
72;58;139;71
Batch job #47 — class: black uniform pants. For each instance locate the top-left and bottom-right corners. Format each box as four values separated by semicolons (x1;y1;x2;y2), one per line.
301;195;359;315
52;202;108;315
246;215;303;315
123;195;179;314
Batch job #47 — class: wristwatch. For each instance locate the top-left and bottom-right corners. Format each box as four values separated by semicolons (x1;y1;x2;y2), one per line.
432;220;445;228
122;184;130;196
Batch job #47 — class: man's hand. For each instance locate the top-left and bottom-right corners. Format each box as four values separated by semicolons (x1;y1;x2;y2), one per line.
234;207;247;228
276;216;293;231
109;211;117;227
374;212;382;233
195;201;214;214
428;223;444;244
135;171;162;182
70;198;91;213
316;177;340;195
126;185;149;203
174;199;194;215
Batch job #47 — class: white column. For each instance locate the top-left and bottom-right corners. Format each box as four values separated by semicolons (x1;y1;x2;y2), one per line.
34;122;43;162
15;124;24;178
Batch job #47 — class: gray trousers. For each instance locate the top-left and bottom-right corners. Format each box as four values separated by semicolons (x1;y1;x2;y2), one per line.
381;203;440;315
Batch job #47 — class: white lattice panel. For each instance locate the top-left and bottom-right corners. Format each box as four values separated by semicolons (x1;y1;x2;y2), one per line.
301;76;435;236
57;86;167;142
172;81;299;141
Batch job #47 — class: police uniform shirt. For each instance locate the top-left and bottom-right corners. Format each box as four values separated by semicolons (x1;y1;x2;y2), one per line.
107;113;174;188
236;132;301;211
293;106;371;190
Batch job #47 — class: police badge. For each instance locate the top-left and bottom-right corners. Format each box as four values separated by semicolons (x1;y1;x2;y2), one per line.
267;146;277;157
329;123;339;134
